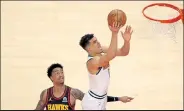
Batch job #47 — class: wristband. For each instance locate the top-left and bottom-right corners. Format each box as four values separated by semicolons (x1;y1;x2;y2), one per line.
107;96;119;102
114;97;119;101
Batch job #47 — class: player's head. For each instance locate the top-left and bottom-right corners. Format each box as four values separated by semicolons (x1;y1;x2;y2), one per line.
79;34;102;54
47;63;64;85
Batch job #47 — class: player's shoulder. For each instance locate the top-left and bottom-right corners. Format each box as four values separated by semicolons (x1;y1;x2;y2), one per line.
68;87;76;95
87;56;103;70
65;85;72;90
68;86;80;91
42;88;47;93
38;88;49;101
69;87;84;96
89;54;107;63
67;86;76;91
87;56;100;65
65;85;77;93
41;87;53;95
41;88;49;95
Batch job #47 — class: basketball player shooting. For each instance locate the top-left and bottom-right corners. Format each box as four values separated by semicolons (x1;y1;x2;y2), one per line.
79;21;133;110
35;63;133;110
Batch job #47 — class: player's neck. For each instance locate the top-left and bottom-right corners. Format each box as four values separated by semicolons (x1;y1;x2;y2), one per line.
53;84;65;92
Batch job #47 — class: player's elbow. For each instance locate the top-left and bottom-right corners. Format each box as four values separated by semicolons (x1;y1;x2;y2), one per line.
120;48;130;56
122;51;129;56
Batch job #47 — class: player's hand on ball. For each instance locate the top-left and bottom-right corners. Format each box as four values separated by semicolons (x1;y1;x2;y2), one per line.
109;22;122;33
119;96;134;103
121;25;133;42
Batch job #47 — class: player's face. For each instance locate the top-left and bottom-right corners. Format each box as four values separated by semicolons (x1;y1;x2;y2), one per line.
88;37;102;54
51;67;64;84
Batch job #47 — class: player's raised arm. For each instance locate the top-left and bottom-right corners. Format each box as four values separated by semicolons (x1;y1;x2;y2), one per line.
35;89;47;110
89;22;121;68
102;25;133;56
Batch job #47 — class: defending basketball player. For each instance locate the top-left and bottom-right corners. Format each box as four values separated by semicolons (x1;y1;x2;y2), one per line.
35;63;133;110
79;21;133;110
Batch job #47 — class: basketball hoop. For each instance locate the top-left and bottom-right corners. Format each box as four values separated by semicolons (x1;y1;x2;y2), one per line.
142;3;183;43
142;3;183;23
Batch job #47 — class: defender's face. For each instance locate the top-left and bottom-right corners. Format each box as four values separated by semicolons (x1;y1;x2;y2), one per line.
88;37;102;54
50;67;64;84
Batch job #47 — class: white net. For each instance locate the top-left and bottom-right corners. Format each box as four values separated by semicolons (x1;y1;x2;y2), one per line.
143;4;182;43
151;19;177;43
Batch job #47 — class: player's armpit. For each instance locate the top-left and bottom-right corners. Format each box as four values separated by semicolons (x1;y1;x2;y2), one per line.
35;89;47;110
70;88;84;101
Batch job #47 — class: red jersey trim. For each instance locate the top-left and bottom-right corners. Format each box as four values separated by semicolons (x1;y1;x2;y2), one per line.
51;86;67;100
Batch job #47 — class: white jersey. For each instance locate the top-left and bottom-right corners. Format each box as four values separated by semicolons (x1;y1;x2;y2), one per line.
81;55;110;110
87;55;110;96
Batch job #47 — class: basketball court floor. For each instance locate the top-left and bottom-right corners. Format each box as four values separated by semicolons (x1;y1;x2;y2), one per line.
1;1;183;110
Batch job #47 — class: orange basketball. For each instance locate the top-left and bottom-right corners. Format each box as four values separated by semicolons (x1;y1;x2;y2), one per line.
107;9;127;27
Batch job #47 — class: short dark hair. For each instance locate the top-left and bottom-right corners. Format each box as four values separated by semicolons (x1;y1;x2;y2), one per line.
79;34;94;49
47;63;63;78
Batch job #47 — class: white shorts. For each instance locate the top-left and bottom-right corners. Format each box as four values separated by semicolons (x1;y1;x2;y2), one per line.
81;90;107;110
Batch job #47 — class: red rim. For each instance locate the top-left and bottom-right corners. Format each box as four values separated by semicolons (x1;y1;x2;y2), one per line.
142;3;182;23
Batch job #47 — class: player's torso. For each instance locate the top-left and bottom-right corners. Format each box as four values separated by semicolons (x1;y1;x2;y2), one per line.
87;55;110;95
45;86;74;110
